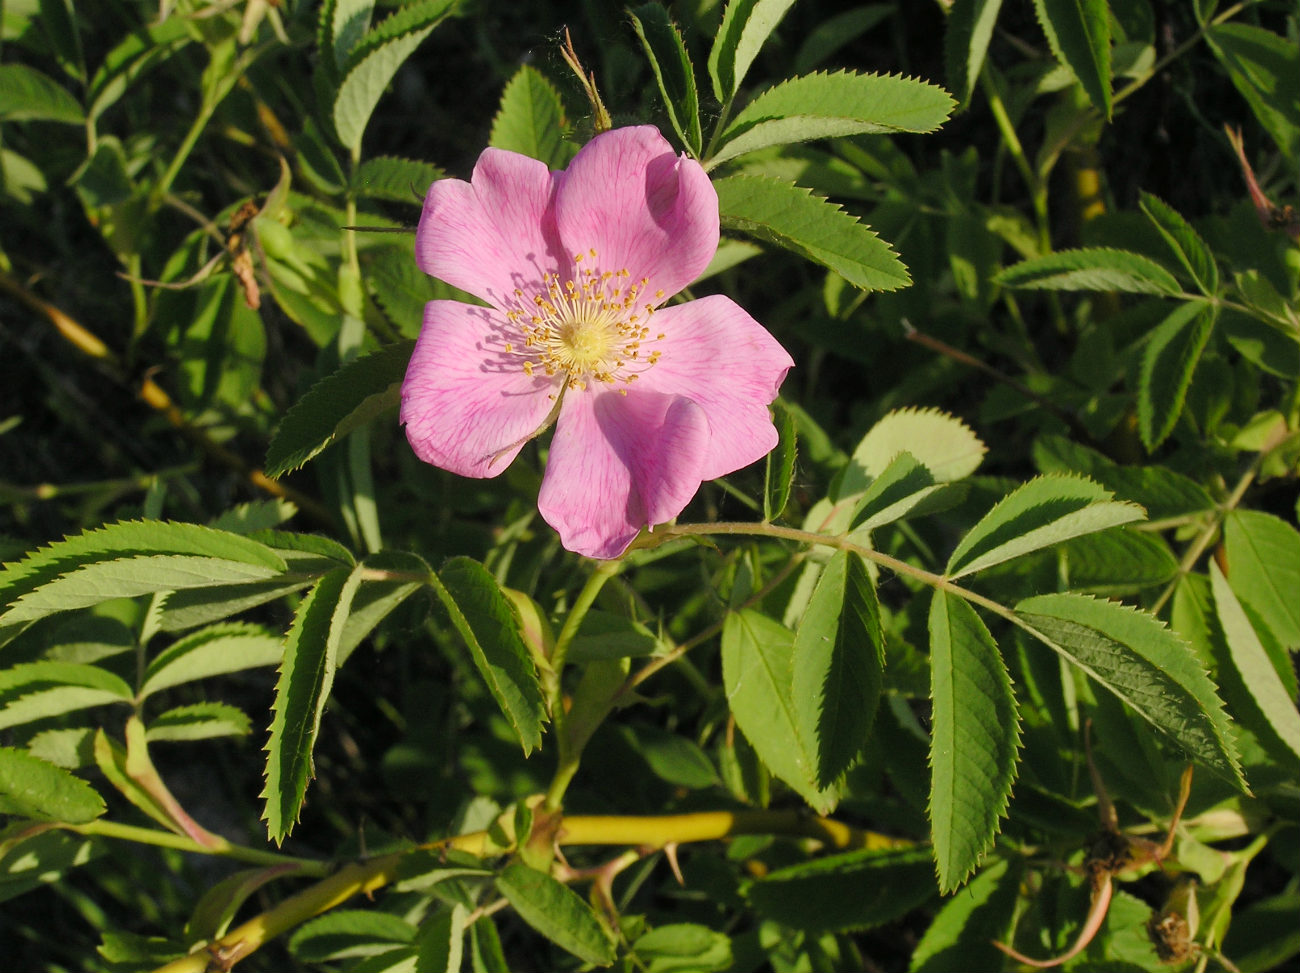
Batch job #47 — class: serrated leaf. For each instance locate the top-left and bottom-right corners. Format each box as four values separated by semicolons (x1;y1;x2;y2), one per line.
431;558;545;755
355;156;443;204
763;398;797;521
716;175;909;292
1058;528;1177;593
0;662;133;732
329;0;375;72
927;592;1019;892
1;555;282;626
849;452;950;531
158;579;315;633
944;0;1005;107
1034;0;1112;117
0;64;84;124
262;566;364;844
995;248;1181;294
633;924;731;973
708;0;798;100
946;475;1144;579
415;903;468;973
909;857;1019;972
1205;23;1300;164
1016;593;1244;787
339;550;430;665
630;5;703;158
147;703;252;743
265;340;413;477
141;622;284;698
1209;562;1300;764
289;909;415;961
1224;511;1300;667
1140;192;1219;296
0;748;105;823
721;610;837;813
488;65;572;169
1032;434;1213;519
86;16;191;123
0;520;287;614
333;1;454;152
792;550;884;787
710;71;953;168
1138;301;1216;450
841;407;985;499
496;862;615;965
746;847;935;932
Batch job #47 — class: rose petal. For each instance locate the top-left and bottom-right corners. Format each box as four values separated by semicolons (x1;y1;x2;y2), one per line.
539;389;709;558
634;295;793;480
401;300;558;478
555;126;718;303
415;148;566;308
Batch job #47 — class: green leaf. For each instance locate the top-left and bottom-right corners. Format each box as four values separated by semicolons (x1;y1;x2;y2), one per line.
265;340;413;478
1224;510;1300;671
355;156;443;204
261;566;363;844
1205;23;1300;164
146;703;252;743
431;558;546;755
716;175;909;292
1139;192;1219;295
1015;593;1244;787
946;475;1144;579
944;0;1005;107
185;865;295;943
763;399;797;521
339;550;429;665
333;1;455;152
792;550;884;787
721;610;836;812
1210;562;1300;765
488;65;572;169
141;622;283;698
843;406;986;497
849;452;951;532
629;5;703;158
0;555;282;626
1034;0;1112;118
995;248;1181;295
158;579;315;633
1137;301;1216;451
28;728;97;769
708;0;798;100
1032;434;1213;519
928;593;1019;892
86;16;191;123
709;71;953;168
909;857;1019;972
793;7;892;75
496;862;615;965
416;903;468;973
746;846;935;932
289;909;415;961
1058;528;1177;594
0;520;287;616
0;828;101;904
0;64;83;124
328;0;376;72
0;662;133;732
0;748;105;823
633;923;731;973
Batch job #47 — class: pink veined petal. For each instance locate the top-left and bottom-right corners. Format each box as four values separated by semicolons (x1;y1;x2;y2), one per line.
538;390;710;559
633;295;793;481
400;300;558;478
554;126;718;303
415;148;566;308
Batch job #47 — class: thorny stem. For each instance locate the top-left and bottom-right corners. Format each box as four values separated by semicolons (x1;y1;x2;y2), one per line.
150;810;904;973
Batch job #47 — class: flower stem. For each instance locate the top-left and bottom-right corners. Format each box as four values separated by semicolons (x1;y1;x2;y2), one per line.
72;819;331;875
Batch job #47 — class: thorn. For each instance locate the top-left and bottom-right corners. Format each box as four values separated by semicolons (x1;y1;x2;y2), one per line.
663;842;685;886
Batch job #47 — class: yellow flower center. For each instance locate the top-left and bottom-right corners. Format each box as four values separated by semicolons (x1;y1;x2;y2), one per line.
502;249;666;394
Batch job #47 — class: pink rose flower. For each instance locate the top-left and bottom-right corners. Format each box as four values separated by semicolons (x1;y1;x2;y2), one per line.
400;125;793;558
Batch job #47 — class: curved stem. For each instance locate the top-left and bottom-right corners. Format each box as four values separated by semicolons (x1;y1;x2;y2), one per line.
72;819;331;876
150;809;905;973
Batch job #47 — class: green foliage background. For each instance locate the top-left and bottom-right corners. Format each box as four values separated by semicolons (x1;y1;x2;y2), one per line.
1;0;1298;971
